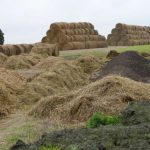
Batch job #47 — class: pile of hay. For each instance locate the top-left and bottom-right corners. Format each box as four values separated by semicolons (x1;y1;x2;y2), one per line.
107;23;150;46
41;22;107;50
4;52;45;69
3;43;59;69
20;57;88;104
0;68;25;118
91;51;150;83
76;56;108;74
29;75;150;123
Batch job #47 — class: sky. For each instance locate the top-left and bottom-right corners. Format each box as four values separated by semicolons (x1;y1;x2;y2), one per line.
0;0;150;44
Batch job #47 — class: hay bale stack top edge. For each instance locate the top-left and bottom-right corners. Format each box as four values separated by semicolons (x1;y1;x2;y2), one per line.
108;23;150;46
42;22;107;50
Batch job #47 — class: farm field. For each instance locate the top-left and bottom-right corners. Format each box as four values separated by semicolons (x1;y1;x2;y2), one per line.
60;45;150;60
1;1;150;149
0;45;149;150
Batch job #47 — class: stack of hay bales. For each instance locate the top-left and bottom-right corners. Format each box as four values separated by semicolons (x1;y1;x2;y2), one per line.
107;23;150;46
0;43;59;57
0;44;34;56
41;22;107;50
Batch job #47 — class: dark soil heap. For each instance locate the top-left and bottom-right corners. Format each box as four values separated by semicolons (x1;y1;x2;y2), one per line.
10;101;150;150
91;51;150;83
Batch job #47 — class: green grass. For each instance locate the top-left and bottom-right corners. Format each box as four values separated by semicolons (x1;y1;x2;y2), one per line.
0;121;41;150
60;45;150;60
60;48;109;60
87;113;121;128
118;45;150;53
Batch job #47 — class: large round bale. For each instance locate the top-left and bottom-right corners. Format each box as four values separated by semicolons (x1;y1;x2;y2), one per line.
111;28;121;35
50;22;68;30
31;43;59;56
85;41;107;49
107;34;121;46
72;35;86;42
61;42;86;50
41;36;49;43
20;44;34;53
69;23;75;29
0;44;34;56
2;45;13;56
13;45;25;55
0;45;4;53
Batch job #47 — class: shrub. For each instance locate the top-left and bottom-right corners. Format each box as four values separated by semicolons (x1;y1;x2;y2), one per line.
39;145;61;150
87;112;121;128
0;29;4;45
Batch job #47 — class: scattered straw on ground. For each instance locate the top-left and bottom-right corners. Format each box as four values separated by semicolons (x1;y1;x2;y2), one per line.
0;68;26;118
5;53;47;69
0;53;119;119
20;57;89;104
76;55;108;74
29;75;150;123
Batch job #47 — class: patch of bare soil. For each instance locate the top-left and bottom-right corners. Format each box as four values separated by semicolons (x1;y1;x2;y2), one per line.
91;51;150;83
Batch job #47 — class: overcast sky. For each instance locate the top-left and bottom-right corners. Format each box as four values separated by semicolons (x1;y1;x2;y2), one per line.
1;0;150;44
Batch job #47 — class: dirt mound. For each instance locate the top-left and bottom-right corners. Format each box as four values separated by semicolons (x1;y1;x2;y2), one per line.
11;101;150;150
121;101;150;125
106;50;120;59
91;51;150;82
29;75;150;123
0;68;25;118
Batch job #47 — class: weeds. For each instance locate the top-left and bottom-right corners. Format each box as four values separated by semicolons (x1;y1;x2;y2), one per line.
87;112;121;128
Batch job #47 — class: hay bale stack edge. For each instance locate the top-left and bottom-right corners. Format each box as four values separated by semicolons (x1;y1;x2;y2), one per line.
108;23;150;46
41;22;107;50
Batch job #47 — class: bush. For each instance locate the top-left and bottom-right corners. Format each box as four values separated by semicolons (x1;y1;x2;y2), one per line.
0;29;4;45
87;112;121;128
39;145;61;150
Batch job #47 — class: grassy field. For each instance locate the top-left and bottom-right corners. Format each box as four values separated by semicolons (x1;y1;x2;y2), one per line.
60;46;124;59
60;45;150;60
118;45;150;52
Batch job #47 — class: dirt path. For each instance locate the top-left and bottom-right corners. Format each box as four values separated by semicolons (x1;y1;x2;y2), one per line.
0;112;25;149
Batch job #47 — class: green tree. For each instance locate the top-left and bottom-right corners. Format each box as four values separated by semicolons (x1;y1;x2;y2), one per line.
0;29;4;45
